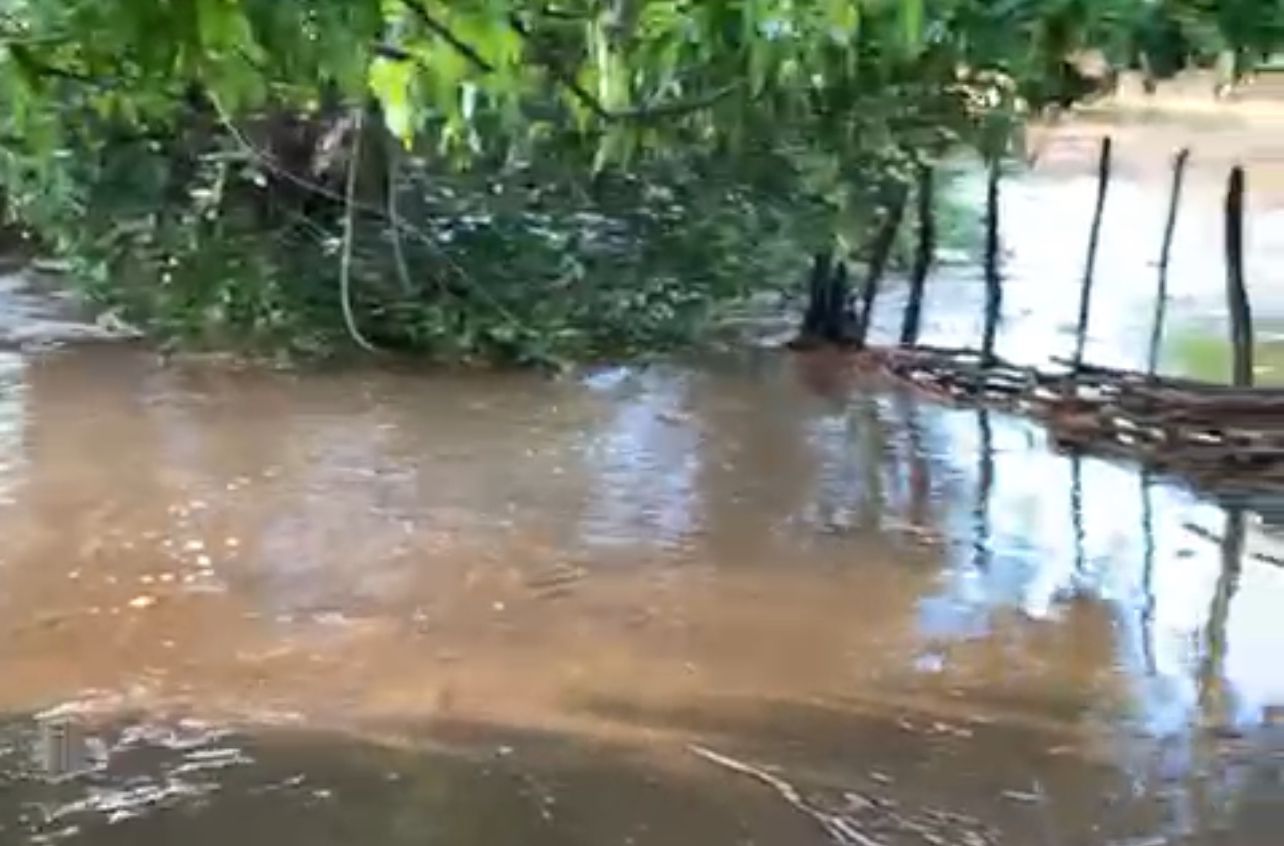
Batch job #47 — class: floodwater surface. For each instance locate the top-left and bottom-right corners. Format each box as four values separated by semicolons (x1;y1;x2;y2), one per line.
0;100;1282;845
0;346;1278;845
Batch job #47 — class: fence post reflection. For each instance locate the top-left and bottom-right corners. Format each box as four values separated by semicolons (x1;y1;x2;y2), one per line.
972;408;994;570
1198;506;1246;729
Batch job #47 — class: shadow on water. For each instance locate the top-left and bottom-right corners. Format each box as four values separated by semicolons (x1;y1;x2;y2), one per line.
5;703;1277;846
0;344;1277;843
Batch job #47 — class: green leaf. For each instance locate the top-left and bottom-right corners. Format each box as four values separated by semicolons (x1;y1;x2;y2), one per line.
826;0;860;43
369;56;416;147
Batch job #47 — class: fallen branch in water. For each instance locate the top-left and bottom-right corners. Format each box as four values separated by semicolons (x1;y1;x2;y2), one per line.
688;745;886;846
842;345;1284;497
691;743;1000;846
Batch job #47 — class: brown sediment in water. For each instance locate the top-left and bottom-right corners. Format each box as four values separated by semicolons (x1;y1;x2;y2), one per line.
0;344;1276;844
1;96;1284;843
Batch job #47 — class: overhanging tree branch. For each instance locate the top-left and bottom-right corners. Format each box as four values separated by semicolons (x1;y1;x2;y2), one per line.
508;11;739;122
505;11;610;120
396;0;735;124
399;0;495;73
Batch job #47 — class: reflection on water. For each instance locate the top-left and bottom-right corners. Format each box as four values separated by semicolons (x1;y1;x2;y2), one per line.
1;107;1283;845
0;344;1277;843
580;368;702;548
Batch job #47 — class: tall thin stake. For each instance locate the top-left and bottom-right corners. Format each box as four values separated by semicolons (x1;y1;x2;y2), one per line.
1225;165;1254;387
854;185;908;350
1148;148;1190;376
981;159;1002;364
900;163;936;347
1072;136;1113;371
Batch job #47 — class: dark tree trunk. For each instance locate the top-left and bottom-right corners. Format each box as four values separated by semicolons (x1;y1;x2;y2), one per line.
796;251;835;347
821;260;852;343
795;250;857;347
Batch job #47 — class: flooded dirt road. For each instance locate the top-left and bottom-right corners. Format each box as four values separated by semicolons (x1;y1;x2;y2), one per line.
0;98;1282;845
0;345;1278;845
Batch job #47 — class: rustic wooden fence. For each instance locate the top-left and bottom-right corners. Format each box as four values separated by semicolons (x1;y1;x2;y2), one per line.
793;137;1284;494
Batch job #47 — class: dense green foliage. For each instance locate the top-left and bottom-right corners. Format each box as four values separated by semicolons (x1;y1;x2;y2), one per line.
1;1;1283;361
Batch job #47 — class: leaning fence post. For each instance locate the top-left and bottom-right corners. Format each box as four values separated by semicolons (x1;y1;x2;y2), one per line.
854;183;909;350
1148;148;1190;377
1072;136;1113;372
981;158;1002;364
1225;165;1254;387
900;162;935;347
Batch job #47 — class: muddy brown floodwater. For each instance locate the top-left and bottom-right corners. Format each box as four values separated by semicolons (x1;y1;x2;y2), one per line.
0;345;1278;846
0;99;1283;846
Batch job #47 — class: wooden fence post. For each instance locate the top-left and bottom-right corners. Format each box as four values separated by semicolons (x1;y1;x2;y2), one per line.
1072;136;1113;371
854;184;908;349
1225;165;1254;387
900;163;935;347
1148;148;1190;377
981;159;1002;364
